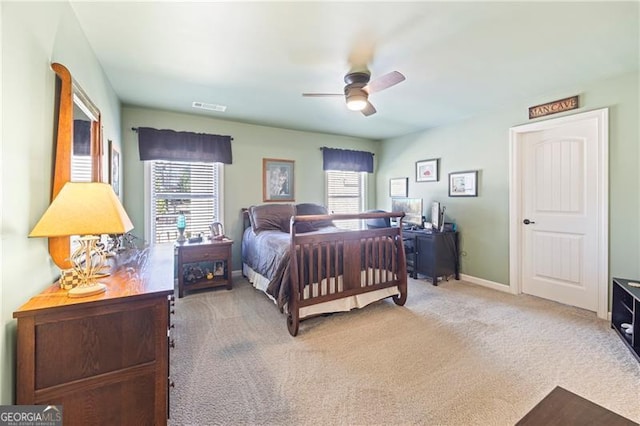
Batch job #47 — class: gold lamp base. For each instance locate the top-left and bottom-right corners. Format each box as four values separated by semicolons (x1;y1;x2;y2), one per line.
66;235;110;298
67;282;107;298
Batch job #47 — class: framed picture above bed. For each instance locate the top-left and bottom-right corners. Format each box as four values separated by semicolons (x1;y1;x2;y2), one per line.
263;158;295;202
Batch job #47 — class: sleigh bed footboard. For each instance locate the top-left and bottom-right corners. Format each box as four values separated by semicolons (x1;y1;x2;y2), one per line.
287;212;407;336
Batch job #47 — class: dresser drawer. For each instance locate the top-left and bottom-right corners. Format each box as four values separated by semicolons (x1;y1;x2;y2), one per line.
180;245;228;263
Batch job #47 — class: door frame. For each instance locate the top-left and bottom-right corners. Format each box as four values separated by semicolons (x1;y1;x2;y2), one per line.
508;108;609;319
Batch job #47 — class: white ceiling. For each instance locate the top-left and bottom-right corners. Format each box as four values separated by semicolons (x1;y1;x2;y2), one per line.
70;1;639;140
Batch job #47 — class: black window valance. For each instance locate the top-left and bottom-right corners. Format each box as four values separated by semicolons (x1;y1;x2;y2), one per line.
322;147;374;173
137;127;233;164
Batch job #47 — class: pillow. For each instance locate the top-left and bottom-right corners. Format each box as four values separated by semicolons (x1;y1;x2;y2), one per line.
249;204;295;234
295;203;334;229
294;221;317;234
295;203;328;215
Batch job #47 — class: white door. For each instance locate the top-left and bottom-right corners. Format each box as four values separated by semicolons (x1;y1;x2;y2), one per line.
510;109;608;316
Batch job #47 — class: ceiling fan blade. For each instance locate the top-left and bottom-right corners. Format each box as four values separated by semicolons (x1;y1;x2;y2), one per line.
302;93;343;97
347;35;375;71
361;102;377;117
365;71;406;94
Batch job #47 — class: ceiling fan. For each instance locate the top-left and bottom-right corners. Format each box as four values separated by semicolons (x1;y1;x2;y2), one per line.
302;69;406;116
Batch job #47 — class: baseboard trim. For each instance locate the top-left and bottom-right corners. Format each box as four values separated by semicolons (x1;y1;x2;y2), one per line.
232;269;243;279
459;274;512;293
459;274;612;319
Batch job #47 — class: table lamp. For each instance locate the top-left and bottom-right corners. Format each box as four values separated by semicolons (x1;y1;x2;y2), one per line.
176;212;187;243
29;182;134;297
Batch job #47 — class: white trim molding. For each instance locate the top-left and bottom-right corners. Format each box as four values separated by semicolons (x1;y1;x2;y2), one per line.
459;274;511;293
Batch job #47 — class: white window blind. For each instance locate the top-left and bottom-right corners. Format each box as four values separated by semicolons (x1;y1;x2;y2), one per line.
71;155;92;182
150;161;221;244
69;155;93;252
326;170;365;230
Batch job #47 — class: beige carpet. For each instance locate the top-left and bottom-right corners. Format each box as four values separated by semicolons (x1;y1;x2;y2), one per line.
169;277;640;425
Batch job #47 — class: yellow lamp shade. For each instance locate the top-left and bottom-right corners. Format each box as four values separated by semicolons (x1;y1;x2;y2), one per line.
29;182;134;237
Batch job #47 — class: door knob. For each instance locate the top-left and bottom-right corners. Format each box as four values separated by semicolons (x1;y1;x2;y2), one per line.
523;219;535;225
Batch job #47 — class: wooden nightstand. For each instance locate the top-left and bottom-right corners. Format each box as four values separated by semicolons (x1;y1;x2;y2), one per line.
176;239;233;298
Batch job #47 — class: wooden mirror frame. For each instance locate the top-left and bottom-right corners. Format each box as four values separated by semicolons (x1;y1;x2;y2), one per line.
50;63;103;269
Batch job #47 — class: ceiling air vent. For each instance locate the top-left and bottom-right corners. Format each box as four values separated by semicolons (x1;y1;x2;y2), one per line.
192;101;227;112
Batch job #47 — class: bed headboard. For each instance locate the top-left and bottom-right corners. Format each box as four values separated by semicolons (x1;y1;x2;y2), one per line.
242;203;332;233
242;208;251;230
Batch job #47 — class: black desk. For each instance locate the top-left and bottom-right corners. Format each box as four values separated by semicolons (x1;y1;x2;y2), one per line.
402;229;459;285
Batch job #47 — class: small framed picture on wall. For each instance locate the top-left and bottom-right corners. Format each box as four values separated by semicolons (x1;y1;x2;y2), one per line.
389;177;408;197
449;170;478;197
108;140;121;196
416;158;439;182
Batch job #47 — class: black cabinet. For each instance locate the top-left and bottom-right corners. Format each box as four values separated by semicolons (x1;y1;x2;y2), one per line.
612;278;640;362
403;230;459;285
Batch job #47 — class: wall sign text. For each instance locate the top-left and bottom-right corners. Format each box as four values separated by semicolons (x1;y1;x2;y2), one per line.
529;95;579;119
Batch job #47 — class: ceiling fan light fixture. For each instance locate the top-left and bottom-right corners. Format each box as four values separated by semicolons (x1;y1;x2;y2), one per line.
303;69;404;117
345;90;368;111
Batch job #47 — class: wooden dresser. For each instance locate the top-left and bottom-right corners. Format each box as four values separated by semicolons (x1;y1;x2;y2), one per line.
13;244;175;425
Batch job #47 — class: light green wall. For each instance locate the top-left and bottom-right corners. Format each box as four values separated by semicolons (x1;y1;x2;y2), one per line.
376;71;640;287
121;106;378;270
1;2;121;404
0;0;4;407
2;0;637;409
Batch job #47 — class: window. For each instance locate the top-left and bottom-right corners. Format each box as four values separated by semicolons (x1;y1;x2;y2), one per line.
147;161;223;244
69;152;93;252
326;170;366;230
71;155;92;182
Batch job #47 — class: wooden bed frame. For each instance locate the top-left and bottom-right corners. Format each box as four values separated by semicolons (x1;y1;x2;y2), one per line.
243;210;408;336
